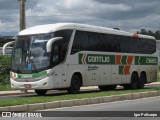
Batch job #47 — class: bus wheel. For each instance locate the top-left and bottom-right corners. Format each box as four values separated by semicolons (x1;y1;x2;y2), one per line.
35;90;47;96
123;84;130;90
138;73;146;89
98;85;116;91
98;86;106;91
130;73;138;89
67;75;81;94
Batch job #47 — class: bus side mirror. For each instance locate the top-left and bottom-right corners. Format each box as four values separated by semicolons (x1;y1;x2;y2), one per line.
2;41;15;55
46;37;63;53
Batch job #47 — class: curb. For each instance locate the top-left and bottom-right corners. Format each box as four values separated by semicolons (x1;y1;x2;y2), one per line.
0;91;34;96
0;92;33;96
0;91;160;112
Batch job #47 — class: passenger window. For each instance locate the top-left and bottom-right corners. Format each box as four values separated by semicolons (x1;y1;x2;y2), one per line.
103;34;119;52
52;45;60;63
130;38;140;53
54;30;72;60
88;32;100;51
71;31;89;54
51;41;61;66
119;36;131;53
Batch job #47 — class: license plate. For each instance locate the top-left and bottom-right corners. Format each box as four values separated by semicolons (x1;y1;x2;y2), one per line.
24;84;31;88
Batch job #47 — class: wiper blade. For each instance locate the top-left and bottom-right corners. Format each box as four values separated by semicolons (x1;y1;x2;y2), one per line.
16;62;23;73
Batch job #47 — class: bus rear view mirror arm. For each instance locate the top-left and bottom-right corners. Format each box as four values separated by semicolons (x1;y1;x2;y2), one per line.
2;41;15;55
46;37;63;53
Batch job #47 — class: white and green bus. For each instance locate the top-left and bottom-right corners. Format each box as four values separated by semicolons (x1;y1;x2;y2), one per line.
10;23;158;95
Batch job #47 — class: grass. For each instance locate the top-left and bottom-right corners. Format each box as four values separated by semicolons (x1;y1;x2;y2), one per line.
157;74;160;82
0;84;11;91
157;66;160;82
0;87;160;107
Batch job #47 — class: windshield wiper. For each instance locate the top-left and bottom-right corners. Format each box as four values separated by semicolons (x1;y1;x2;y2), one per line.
16;62;24;73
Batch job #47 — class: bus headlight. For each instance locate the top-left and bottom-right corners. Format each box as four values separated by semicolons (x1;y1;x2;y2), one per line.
11;77;17;80
46;70;53;77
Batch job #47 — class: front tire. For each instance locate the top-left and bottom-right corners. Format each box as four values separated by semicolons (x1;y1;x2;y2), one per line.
35;90;47;96
67;75;81;94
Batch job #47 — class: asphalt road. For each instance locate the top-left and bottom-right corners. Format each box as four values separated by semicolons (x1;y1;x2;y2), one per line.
48;96;160;111
2;96;160;120
39;96;160;120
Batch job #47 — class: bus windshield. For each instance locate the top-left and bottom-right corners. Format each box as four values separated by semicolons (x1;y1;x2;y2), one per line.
11;33;53;73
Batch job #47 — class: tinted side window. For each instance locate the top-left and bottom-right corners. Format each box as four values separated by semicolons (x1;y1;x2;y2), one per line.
140;38;148;54
71;31;89;54
130;38;140;53
113;35;120;52
88;32;101;51
148;39;156;54
119;36;131;53
54;30;72;61
99;34;105;51
103;34;119;52
52;44;60;63
140;39;156;54
71;30;156;54
51;41;61;66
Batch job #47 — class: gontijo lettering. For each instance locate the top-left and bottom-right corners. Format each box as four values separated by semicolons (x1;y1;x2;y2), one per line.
79;53;115;64
88;56;110;63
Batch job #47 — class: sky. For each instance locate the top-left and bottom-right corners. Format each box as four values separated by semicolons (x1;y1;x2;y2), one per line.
0;0;160;36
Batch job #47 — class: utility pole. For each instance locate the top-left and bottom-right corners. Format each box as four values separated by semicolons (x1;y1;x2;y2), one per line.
19;0;26;31
18;0;27;93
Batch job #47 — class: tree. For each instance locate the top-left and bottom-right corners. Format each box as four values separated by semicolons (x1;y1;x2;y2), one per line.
137;29;147;35
0;38;14;47
137;29;160;40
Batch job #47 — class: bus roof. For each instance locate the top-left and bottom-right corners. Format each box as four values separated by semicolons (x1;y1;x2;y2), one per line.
18;23;155;40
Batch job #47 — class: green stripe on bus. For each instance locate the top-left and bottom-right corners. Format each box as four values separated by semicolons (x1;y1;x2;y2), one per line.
135;56;157;65
18;70;47;79
121;56;127;65
135;56;140;65
79;53;157;65
119;66;124;75
79;53;83;64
